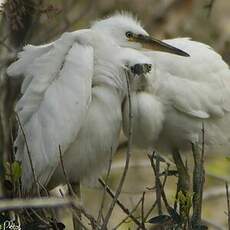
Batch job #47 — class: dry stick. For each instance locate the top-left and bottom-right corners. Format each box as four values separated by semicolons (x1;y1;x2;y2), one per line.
59;145;75;196
101;72;133;229
71;212;89;230
71;204;98;230
58;148;98;229
112;197;143;230
226;182;230;230
16;114;51;222
147;154;176;220
191;123;205;228
97;148;113;224
0;196;95;230
143;163;170;222
59;146;85;230
0;197;73;211
15;113;40;195
30;208;50;226
155;153;162;215
172;149;190;194
98;179;142;228
140;191;146;228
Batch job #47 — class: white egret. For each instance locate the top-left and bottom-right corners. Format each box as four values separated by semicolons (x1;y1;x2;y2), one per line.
122;18;230;191
7;13;188;192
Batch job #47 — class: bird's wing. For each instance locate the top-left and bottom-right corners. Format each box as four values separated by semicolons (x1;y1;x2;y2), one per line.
145;38;230;119
7;31;94;191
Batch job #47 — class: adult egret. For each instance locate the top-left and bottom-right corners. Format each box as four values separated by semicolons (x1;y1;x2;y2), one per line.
122;21;230;191
7;13;188;192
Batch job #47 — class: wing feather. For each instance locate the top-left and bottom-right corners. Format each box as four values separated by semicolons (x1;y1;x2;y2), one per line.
146;38;230;119
8;32;94;191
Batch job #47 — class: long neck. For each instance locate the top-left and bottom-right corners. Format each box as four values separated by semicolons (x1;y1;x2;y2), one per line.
93;60;127;101
79;29;128;101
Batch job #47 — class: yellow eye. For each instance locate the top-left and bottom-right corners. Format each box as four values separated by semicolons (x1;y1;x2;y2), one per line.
125;31;132;38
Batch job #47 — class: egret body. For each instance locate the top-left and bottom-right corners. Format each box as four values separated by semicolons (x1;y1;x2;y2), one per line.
7;13;187;192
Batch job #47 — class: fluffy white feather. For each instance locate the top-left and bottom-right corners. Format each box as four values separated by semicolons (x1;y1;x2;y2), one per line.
8;31;94;190
123;37;230;154
7;14;153;191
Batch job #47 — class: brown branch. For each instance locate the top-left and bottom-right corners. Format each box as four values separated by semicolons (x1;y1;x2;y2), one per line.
141;191;146;228
226;182;230;230
97;148;113;224
101;72;133;229
98;178;143;228
112;197;142;230
0;197;73;211
148;153;172;213
15;113;40;195
155;153;162;215
58;145;75;196
191;123;205;228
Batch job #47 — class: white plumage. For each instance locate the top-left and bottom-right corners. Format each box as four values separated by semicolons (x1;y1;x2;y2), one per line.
7;14;158;191
123;37;230;155
9;12;227;193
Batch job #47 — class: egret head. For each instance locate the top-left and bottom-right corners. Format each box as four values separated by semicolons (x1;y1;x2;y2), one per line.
92;13;189;57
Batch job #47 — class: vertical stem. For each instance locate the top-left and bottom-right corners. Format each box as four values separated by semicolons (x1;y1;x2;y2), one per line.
191;142;205;228
71;182;82;230
172;150;190;194
155;153;162;215
0;70;6;199
101;72;133;229
226;182;230;230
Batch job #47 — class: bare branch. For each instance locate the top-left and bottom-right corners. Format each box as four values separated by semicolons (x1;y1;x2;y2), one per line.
191;123;206;228
97;148;113;224
0;197;73;211
101;71;133;229
15;113;40;195
98;178;143;228
226;182;230;230
112;197;142;230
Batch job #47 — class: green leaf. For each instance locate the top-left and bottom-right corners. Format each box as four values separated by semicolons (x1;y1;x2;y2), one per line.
12;161;22;182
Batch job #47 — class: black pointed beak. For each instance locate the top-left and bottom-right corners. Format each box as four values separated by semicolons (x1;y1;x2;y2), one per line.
129;34;190;57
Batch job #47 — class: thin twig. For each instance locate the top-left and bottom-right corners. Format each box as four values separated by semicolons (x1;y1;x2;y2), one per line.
71;211;89;230
0;197;73;211
97;148;113;224
71;204;98;230
30;208;50;225
98;178;142;228
101;72;133;229
141;191;146;228
155;153;162;215
59;146;84;230
58;145;75;196
226;182;230;230
15;113;40;195
148;153;176;219
112;197;142;230
191;122;205;228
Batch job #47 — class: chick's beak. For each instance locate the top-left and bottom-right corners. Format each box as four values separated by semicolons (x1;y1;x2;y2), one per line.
129;34;190;57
